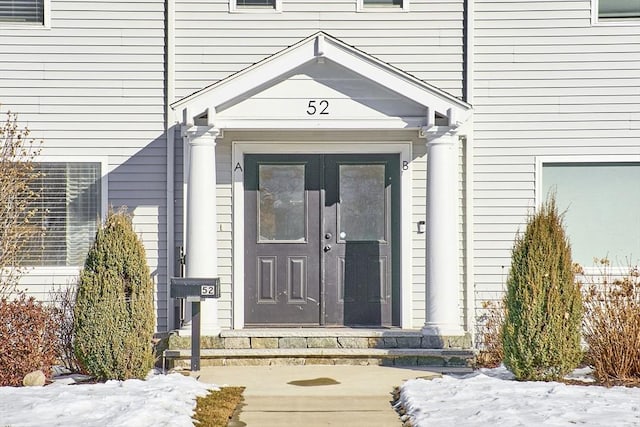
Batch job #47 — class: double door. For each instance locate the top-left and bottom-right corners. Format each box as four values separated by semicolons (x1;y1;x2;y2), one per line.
244;154;399;326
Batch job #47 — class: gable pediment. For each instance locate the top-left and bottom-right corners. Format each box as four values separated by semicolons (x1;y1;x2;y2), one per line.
172;32;471;130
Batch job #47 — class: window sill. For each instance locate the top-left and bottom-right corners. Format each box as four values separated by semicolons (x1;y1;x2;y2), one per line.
356;7;409;13
20;266;82;275
592;17;640;26
228;9;282;14
0;21;50;30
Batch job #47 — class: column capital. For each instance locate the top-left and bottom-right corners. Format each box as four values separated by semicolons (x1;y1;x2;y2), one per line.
419;126;459;144
182;125;221;145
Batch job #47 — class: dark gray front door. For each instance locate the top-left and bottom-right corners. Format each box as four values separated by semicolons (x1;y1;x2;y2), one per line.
244;154;399;326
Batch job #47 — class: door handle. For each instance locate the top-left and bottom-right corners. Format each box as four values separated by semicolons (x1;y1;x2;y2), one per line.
323;245;332;252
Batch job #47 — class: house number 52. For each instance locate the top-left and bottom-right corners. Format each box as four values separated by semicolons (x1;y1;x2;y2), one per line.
306;100;329;115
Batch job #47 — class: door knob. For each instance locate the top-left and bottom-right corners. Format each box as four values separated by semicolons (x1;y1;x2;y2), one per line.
323;245;332;252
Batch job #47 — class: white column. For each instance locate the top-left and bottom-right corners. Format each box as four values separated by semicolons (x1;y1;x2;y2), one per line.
422;129;465;336
182;126;220;336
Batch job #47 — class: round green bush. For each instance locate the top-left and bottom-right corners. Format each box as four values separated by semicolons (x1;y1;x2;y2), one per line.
502;196;583;381
73;210;155;380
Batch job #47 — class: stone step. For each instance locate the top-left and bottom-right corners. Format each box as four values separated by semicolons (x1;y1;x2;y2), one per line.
162;347;475;370
166;329;472;351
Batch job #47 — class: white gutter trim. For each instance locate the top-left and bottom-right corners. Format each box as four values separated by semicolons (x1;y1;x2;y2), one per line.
464;0;476;344
165;0;176;332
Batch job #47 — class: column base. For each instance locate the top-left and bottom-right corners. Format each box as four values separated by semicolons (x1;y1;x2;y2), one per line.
177;321;192;336
422;324;466;337
421;326;472;349
176;323;221;337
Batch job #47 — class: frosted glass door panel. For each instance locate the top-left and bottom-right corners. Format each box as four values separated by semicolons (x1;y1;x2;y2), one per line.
258;164;306;241
338;164;386;241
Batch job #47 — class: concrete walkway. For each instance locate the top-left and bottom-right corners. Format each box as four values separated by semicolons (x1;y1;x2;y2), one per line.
193;365;441;426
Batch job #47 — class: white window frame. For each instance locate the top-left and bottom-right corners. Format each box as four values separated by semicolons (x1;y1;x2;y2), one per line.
17;156;108;276
357;0;409;12
592;0;640;26
229;0;282;13
536;154;640;274
0;0;51;29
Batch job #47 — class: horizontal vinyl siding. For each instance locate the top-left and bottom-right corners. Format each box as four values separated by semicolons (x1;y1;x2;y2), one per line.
174;0;465;102
473;0;640;331
411;141;428;327
0;1;169;331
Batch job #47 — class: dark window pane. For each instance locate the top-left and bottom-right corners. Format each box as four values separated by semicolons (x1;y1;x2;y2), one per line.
258;164;306;241
0;0;44;23
236;0;275;8
339;164;386;241
599;0;640;18
363;0;403;7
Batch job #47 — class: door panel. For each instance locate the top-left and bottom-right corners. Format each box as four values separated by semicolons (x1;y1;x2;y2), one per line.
323;154;398;326
244;155;321;325
244;153;399;326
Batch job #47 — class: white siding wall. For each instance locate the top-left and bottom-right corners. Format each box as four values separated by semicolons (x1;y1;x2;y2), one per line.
473;1;640;320
174;0;465;102
0;1;169;330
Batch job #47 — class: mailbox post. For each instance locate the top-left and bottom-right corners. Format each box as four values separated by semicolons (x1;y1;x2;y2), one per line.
170;277;220;371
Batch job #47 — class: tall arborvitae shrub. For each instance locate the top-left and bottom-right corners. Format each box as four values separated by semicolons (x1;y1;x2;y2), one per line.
502;196;583;381
73;210;155;380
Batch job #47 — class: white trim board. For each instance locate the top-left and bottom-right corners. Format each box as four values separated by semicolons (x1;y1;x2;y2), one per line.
232;140;413;329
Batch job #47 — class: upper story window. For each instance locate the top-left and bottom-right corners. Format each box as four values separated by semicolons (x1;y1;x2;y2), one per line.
358;0;409;12
0;0;49;26
596;0;640;21
230;0;282;12
21;162;102;267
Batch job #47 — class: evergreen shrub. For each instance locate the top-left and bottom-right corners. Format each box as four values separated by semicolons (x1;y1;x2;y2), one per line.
73;209;155;380
502;196;583;381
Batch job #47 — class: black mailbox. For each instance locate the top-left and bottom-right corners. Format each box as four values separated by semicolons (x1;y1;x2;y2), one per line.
170;277;220;300
169;277;220;372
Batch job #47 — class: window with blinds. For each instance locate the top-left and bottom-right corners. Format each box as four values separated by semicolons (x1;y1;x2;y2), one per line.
0;0;44;24
235;0;275;8
598;0;640;18
21;162;101;267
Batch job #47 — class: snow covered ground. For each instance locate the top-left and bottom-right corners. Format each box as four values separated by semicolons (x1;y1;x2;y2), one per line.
2;366;640;426
0;372;216;427
400;366;640;426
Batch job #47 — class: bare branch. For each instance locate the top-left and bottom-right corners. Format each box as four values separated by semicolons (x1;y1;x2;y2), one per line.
0;107;43;296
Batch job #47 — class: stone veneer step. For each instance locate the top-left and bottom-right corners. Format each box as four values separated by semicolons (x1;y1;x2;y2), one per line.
163;347;475;370
161;329;476;369
166;329;473;351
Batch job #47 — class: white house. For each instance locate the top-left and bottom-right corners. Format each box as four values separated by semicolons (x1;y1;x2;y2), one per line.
1;0;638;353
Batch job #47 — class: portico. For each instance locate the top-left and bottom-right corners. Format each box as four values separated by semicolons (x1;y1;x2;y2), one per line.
171;32;471;340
